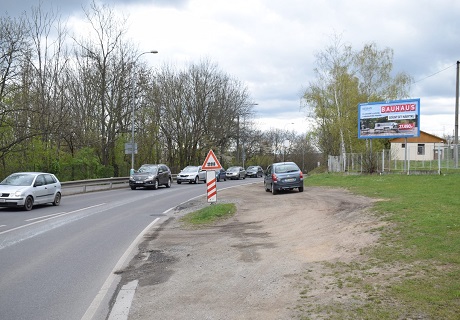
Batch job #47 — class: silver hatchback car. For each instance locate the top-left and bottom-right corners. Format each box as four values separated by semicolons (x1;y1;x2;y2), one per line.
226;166;246;180
264;162;304;195
0;172;62;210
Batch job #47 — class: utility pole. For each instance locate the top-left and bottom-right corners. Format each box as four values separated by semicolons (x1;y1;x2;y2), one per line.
455;61;459;168
130;50;158;174
236;115;239;165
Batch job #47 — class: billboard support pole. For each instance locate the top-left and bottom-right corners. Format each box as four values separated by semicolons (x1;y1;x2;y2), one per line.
404;137;408;172
382;149;385;173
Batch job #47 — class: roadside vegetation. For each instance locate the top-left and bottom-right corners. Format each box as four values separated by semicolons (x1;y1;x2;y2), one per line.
180;203;237;226
1;2;414;181
0;1;318;181
300;173;460;319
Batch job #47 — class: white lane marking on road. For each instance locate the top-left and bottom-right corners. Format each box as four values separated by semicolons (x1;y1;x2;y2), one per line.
83;182;259;319
107;280;139;320
82;217;161;320
25;212;67;221
0;203;106;236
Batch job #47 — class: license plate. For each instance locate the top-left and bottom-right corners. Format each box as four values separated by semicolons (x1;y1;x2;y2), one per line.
136;181;143;184
284;178;295;182
0;199;5;202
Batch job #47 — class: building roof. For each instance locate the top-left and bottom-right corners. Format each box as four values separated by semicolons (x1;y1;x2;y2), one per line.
390;131;446;143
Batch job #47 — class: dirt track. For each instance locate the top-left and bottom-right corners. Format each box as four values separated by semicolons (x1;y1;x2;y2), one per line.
119;181;381;319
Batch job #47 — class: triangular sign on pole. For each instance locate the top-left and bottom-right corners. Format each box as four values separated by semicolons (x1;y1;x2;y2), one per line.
202;149;222;170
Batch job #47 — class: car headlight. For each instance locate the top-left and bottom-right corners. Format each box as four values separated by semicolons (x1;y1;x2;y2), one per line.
14;191;23;197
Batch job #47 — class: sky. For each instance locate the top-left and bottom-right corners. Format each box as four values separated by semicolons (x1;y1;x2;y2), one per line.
3;0;460;138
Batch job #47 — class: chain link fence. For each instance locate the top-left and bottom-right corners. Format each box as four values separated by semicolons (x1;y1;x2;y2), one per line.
328;144;460;174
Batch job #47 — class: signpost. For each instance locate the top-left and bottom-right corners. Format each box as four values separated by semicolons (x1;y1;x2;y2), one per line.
201;150;222;203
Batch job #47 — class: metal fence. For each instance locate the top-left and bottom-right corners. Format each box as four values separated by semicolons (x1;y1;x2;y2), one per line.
328;144;460;174
61;174;179;195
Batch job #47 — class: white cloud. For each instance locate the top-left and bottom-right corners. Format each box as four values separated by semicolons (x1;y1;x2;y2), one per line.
6;0;458;138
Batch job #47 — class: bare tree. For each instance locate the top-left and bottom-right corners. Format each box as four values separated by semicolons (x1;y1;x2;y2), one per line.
73;0;129;170
154;60;254;171
0;14;31;166
0;15;29;100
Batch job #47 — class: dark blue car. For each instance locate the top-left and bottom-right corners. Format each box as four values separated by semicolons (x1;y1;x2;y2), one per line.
215;168;227;182
264;162;304;195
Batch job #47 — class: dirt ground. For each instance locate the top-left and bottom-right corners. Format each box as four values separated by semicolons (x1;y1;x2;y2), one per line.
119;182;383;319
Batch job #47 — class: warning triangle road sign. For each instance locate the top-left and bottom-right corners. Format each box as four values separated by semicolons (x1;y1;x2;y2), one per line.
201;149;222;170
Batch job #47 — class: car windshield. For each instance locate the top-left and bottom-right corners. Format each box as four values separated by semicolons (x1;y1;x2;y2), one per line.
227;167;239;172
1;174;35;186
182;166;198;173
138;165;158;173
247;166;256;170
274;164;299;174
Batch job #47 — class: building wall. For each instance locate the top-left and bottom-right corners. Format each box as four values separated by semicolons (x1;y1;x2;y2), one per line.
391;142;443;160
390;131;446;161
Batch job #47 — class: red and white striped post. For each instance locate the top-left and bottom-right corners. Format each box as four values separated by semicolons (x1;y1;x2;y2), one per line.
206;171;217;203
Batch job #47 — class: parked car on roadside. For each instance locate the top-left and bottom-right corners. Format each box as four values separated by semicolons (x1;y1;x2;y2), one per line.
263;162;304;195
215;168;227;182
129;164;172;190
246;165;264;178
226;166;246;180
0;172;61;211
176;165;207;184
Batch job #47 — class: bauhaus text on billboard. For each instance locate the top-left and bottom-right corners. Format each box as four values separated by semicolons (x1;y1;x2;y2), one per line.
358;99;420;139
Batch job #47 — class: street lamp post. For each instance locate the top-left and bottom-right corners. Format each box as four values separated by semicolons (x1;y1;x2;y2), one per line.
237;103;258;167
130;50;158;174
283;122;294;162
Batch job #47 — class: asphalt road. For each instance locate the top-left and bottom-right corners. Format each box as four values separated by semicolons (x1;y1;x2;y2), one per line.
0;178;255;320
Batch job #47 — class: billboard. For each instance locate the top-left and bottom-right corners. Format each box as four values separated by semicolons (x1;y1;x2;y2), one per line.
358;99;420;139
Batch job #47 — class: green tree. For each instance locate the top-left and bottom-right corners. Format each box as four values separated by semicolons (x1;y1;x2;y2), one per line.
303;35;412;170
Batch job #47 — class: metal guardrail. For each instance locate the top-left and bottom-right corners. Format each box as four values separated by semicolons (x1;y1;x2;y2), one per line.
61;175;178;195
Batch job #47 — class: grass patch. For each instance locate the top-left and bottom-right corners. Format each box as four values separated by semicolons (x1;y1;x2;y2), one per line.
300;173;460;319
180;203;237;226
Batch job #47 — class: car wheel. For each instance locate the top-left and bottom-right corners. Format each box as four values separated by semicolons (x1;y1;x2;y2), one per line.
130;186;137;190
299;186;304;192
177;181;181;184
24;196;34;211
166;178;172;188
52;192;61;206
194;176;198;184
271;184;277;195
152;179;159;190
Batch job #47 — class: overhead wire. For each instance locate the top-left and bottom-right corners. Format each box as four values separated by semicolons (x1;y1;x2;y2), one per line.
412;62;457;84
